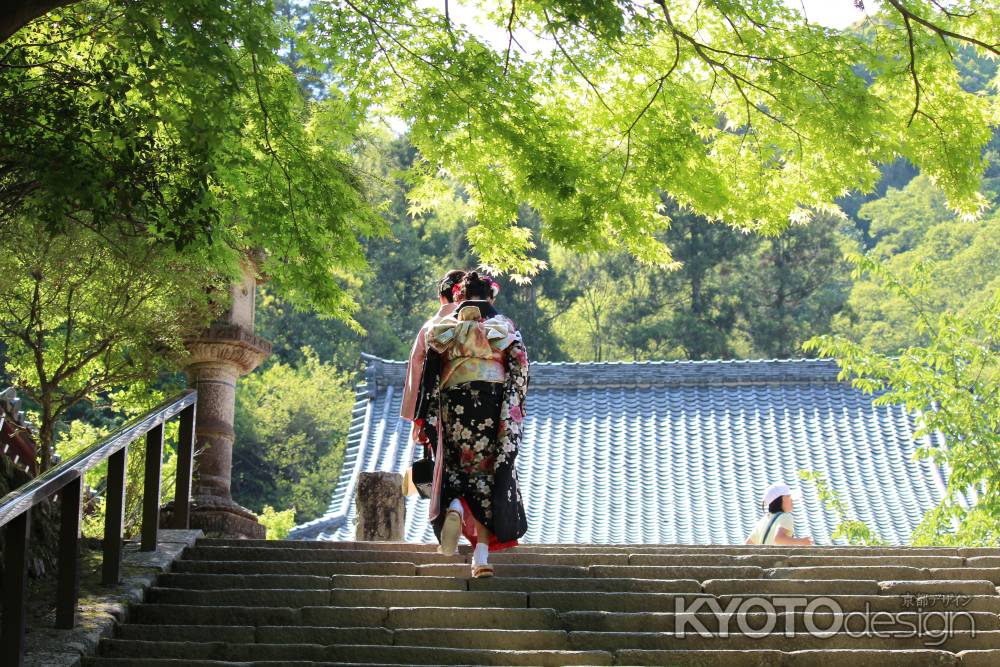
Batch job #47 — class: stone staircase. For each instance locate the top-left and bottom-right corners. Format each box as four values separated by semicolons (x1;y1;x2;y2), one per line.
83;538;1000;666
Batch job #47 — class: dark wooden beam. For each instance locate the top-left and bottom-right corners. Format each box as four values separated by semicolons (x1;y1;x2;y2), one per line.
1;0;80;44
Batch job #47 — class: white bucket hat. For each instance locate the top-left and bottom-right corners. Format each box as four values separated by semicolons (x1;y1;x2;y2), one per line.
761;482;802;509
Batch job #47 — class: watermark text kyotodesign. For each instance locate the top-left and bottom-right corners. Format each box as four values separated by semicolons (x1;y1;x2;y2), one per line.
674;594;976;646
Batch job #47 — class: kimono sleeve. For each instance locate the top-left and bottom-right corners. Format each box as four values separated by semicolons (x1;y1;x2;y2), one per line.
413;346;442;447
503;330;529;421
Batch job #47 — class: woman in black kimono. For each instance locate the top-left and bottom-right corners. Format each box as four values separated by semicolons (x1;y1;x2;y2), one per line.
413;271;529;577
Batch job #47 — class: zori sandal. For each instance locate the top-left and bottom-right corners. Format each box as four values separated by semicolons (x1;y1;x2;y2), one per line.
436;508;462;556
471;562;495;578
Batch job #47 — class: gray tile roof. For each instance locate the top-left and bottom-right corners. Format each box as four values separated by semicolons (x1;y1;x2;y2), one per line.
288;354;956;545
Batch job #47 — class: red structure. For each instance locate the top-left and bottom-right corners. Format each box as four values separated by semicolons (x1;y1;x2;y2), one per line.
0;388;37;475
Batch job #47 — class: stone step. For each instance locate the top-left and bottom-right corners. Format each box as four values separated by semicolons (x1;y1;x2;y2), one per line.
384;606;564;630
559;610;998;632
129;604;307;626
129;603;563;629
930;568;1000;585
879;580;997;595
173;559;1000;586
97;640;614;665
117;624;571;650
767;566;929;580
159;573;337;589
786;555;968;569
332;574;467;590
627;554;968;568
564;630;1000;652
118;602;1000;634
467;576;703;593
173;559;420;576
417;563;590;578
160;615;994;641
714;594;1000;614
145;587;530;608
79;651;971;667
76;649;976;667
705;578;995;596
962;650;1000;667
201;538;452;552
115;624;389;645
591;564;767;579
767;566;1000;584
617;649;962;666
161;574;990;597
703;578;881;595
184;547;464;564
140;586;1000;614
96;632;1000;663
190;572;705;593
85;662;526;667
101;539;1000;667
182;545;979;571
195;539;1000;558
530;591;1000;613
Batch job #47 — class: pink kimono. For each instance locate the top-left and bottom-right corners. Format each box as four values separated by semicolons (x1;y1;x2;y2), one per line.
400;302;458;430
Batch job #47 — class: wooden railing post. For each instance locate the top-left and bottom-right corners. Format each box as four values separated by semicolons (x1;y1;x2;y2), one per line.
141;424;164;551
171;403;196;529
102;445;128;585
1;508;31;667
55;475;82;629
0;389;196;667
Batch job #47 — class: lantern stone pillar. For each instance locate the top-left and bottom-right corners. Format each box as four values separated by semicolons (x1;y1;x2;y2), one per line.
355;471;405;541
181;261;271;538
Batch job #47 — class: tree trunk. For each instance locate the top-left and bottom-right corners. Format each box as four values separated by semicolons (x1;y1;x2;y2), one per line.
0;0;78;44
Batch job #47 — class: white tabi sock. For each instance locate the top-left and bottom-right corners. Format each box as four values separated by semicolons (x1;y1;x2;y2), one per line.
473;542;489;566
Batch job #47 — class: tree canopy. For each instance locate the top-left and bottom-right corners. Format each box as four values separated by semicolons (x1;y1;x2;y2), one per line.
300;0;999;275
0;0;384;322
3;0;999;291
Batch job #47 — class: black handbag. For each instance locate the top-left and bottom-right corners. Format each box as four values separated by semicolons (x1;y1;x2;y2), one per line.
410;444;434;499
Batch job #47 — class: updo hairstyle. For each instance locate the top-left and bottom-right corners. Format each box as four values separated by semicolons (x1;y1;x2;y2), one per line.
459;270;494;300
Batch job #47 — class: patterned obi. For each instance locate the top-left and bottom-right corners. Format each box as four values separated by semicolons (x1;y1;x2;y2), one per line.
425;307;517;391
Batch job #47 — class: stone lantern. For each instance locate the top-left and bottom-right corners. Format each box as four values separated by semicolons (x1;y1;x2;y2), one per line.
179;258;271;538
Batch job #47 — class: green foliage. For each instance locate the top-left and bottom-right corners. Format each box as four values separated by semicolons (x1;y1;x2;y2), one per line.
0;0;387;476
0;217;219;470
259;505;297;540
233;347;354;522
832;177;1000;354
543;199;852;361
53;413;181;539
302;0;999;276
804;256;1000;546
798;470;887;546
0;0;386;321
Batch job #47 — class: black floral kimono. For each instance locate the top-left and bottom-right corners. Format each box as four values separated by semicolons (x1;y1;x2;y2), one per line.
413;300;529;551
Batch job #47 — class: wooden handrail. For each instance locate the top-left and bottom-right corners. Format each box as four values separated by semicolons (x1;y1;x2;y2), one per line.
0;389;198;667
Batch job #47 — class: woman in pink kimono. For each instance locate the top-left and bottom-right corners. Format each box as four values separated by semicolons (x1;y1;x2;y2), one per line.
413;271;529;577
400;270;464;439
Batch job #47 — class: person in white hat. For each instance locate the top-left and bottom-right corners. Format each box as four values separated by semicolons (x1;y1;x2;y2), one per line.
745;483;813;546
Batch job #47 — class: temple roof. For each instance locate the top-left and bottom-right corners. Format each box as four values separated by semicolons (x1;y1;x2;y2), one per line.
289;354;955;545
0;387;37;474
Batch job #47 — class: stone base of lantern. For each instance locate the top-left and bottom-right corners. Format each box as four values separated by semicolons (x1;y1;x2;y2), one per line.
161;496;266;539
